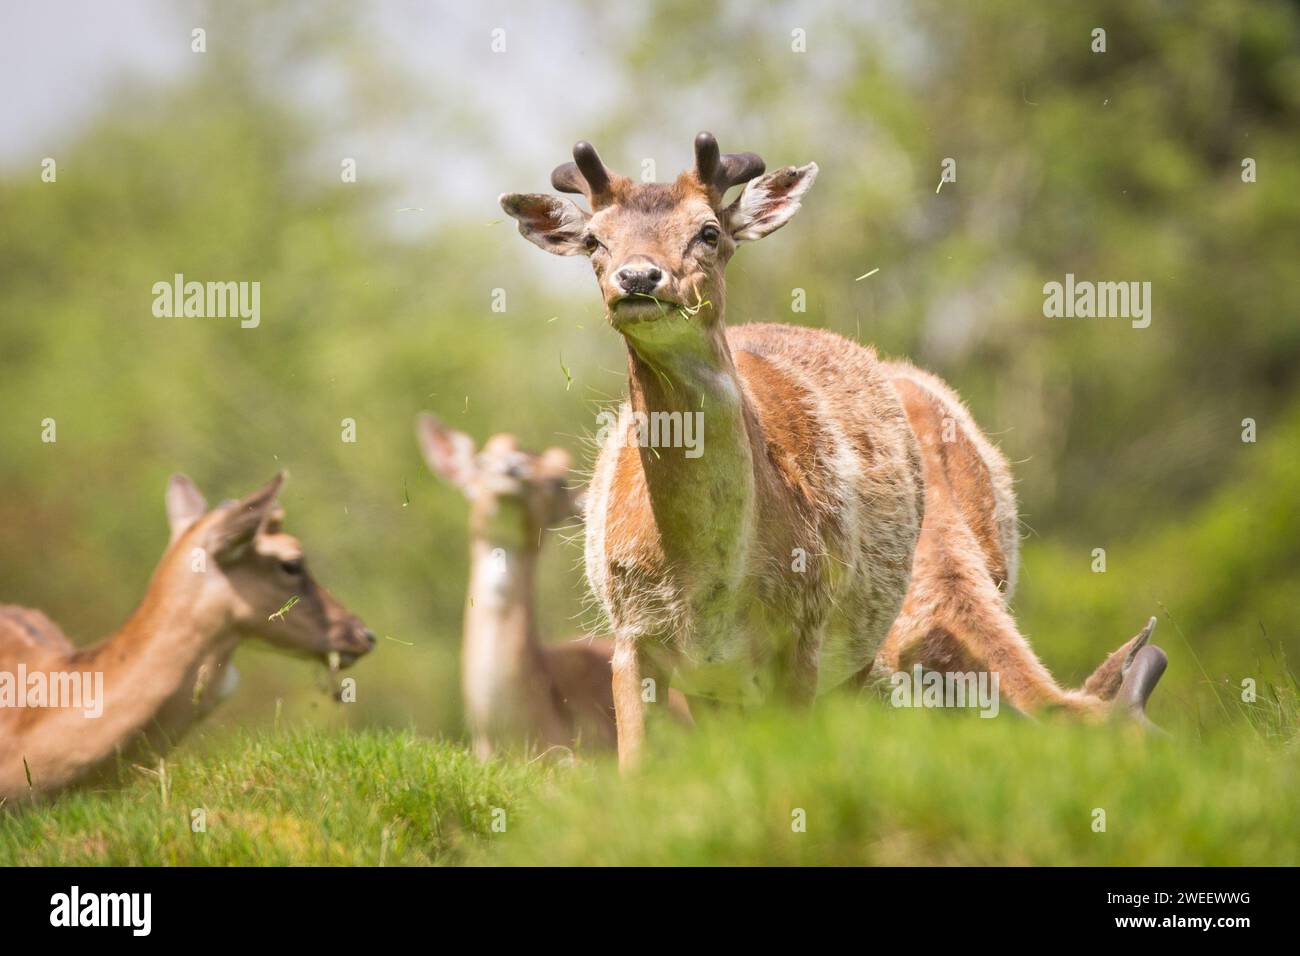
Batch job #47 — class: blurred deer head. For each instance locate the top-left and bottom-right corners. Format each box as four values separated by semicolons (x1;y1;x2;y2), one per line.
164;472;375;666
416;413;579;552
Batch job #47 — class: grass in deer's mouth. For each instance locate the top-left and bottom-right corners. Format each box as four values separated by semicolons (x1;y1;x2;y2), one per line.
612;293;673;319
677;292;712;317
2;696;1295;865
629;291;712;316
613;293;712;328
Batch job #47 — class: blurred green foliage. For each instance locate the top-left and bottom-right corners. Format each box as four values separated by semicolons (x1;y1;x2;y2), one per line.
0;0;1296;745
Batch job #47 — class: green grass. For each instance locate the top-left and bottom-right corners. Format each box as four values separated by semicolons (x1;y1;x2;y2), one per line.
0;730;549;866
3;698;1297;866
482;703;1300;866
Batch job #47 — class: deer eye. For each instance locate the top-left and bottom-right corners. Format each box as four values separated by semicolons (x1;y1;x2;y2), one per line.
279;558;303;576
699;224;721;246
583;233;601;253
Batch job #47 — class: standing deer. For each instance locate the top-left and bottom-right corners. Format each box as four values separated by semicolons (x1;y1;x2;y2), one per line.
417;413;688;759
499;132;1167;768
0;472;375;801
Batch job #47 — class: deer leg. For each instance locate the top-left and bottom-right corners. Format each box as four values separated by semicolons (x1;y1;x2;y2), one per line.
613;636;670;771
611;640;643;770
877;531;1106;719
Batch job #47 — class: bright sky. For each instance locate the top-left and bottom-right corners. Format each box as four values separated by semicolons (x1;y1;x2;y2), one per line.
0;1;625;218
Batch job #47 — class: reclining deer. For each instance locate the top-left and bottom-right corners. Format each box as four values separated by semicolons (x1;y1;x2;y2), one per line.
417;413;687;759
499;132;1167;768
0;472;374;801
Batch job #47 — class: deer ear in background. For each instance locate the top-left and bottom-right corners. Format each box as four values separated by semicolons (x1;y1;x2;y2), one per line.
417;413;478;493
537;447;582;525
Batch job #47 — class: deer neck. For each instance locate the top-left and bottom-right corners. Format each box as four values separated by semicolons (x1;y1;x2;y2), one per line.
621;305;759;579
462;536;554;730
135;637;241;757
19;549;235;792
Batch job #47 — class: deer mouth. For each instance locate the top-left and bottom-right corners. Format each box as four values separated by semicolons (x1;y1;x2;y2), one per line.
609;295;681;326
324;624;376;669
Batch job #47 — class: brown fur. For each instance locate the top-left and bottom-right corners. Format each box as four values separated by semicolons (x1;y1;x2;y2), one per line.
501;138;1158;768
867;364;1140;717
0;474;372;801
588;321;926;764
417;415;688;760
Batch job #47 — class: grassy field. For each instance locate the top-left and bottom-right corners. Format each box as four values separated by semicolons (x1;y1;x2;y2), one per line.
3;694;1296;866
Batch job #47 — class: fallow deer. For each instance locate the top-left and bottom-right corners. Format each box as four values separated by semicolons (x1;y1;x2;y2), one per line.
417;413;689;759
499;132;1167;768
0;472;375;801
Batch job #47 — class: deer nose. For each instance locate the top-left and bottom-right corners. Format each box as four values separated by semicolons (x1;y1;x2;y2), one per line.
614;264;665;297
361;628;377;649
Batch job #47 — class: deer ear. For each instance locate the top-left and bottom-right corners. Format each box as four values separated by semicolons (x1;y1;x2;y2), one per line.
537;446;572;479
727;163;819;242
538;447;582;524
417;413;478;491
499;193;590;256
165;474;209;544
209;472;285;563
